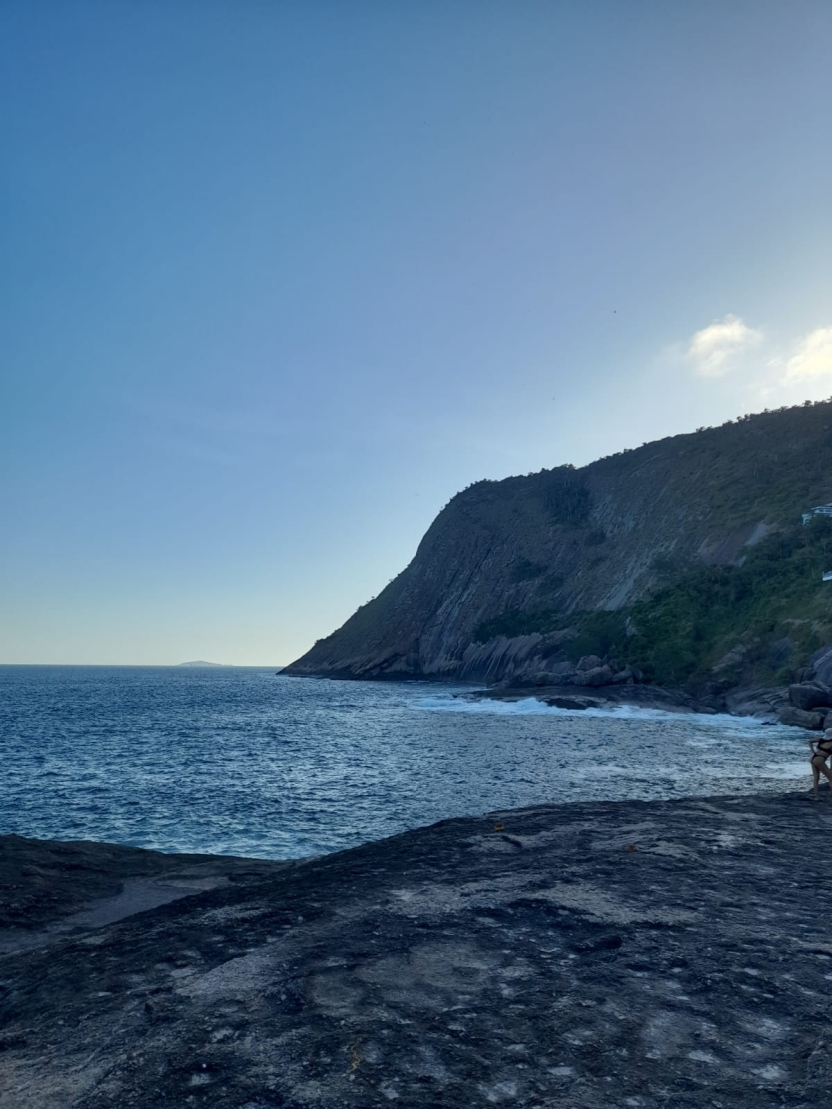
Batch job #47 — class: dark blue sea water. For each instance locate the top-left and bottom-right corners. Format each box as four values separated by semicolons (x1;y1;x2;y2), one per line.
0;666;811;859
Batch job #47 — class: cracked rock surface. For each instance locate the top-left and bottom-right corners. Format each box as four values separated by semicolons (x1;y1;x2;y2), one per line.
2;793;832;1108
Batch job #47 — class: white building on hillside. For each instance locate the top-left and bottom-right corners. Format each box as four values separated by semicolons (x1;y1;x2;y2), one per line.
802;504;832;525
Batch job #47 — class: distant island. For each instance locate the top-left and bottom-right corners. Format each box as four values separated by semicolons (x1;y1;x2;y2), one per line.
177;661;229;668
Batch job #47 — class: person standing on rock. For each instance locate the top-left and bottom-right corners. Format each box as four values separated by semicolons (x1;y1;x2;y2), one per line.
809;728;832;799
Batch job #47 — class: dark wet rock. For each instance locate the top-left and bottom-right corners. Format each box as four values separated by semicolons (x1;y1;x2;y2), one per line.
543;696;592;710
788;681;832;712
778;705;825;730
4;794;832;1108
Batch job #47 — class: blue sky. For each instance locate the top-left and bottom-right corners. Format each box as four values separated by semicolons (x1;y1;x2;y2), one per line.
2;1;831;664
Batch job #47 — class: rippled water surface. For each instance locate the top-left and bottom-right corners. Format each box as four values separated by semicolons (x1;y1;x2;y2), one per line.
0;666;812;859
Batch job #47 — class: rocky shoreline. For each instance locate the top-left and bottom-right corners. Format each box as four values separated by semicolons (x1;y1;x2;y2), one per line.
463;680;719;716
471;679;801;723
3;792;832;1107
464;648;832;731
286;646;832;731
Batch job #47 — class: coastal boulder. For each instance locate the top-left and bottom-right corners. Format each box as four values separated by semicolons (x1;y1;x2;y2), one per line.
788;681;832;712
812;645;832;688
612;666;635;684
544;695;591;710
726;685;787;720
573;664;614;687
576;655;602;671
778;705;825;730
549;660;577;681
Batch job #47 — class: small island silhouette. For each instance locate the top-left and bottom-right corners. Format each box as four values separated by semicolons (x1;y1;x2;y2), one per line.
176;661;229;668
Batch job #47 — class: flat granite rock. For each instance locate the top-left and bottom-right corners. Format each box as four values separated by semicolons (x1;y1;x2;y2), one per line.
0;834;282;939
2;794;832;1108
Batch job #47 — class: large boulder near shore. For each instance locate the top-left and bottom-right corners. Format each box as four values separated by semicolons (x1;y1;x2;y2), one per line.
725;685;787;720
778;704;825;730
573;663;613;687
788;681;832;712
543;695;592;710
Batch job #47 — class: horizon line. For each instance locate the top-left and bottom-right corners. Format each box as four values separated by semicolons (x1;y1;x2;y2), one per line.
0;662;287;669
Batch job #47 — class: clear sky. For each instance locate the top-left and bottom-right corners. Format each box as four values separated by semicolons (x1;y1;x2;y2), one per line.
2;1;831;665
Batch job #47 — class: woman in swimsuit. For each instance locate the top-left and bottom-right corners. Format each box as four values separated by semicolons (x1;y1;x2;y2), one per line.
809;728;832;800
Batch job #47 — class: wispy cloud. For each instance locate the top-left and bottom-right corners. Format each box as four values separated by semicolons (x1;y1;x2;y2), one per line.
783;327;832;383
687;315;763;377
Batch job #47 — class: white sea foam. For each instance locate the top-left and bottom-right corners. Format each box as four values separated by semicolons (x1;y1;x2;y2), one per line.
414;693;786;732
415;695;565;716
762;760;812;779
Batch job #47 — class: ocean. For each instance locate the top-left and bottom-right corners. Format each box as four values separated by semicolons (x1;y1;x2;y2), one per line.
0;665;811;860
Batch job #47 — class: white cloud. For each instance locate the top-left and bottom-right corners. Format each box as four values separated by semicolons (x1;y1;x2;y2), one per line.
783;327;832;383
687;314;763;377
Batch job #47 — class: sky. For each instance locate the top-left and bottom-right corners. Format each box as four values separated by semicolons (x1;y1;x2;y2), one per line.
2;1;831;665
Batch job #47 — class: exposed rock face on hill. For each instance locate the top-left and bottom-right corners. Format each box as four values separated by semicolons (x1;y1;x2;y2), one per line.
285;403;832;687
2;794;832;1108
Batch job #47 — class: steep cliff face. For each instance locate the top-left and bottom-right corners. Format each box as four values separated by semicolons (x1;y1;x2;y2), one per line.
284;403;832;683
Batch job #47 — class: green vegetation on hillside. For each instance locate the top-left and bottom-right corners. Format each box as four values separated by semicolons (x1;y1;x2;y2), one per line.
591;399;832;530
532;466;591;525
461;465;593;527
473;516;832;689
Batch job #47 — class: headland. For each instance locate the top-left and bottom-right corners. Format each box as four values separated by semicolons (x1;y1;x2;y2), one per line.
283;403;832;737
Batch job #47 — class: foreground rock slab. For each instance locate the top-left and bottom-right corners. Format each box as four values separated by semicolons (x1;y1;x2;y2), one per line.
2;794;832;1108
0;834;283;948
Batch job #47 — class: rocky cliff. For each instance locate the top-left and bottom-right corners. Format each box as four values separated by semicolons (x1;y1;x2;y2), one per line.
284;402;832;690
